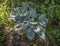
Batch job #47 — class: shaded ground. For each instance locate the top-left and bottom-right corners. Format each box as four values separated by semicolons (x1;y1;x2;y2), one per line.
0;24;47;46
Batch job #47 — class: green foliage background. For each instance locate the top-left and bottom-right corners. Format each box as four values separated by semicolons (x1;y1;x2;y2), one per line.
0;0;60;46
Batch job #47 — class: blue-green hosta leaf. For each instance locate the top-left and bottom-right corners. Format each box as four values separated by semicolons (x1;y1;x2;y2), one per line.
39;19;48;27
24;16;29;21
15;15;27;23
30;8;37;18
30;22;38;25
23;11;30;17
15;15;21;21
38;14;47;22
39;22;46;27
22;2;28;9
23;12;27;16
38;14;48;26
37;30;43;36
21;2;29;13
33;26;44;37
39;32;45;40
13;7;21;15
23;21;30;30
33;26;41;33
26;28;35;40
44;19;48;24
29;18;35;22
14;24;21;30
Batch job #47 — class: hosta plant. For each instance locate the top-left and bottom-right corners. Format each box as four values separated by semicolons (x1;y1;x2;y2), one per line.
9;2;48;40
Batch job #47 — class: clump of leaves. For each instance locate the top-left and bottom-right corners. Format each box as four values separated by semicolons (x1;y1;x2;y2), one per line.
10;2;48;40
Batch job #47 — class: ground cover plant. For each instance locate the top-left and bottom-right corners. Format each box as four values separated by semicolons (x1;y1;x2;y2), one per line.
0;0;60;46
